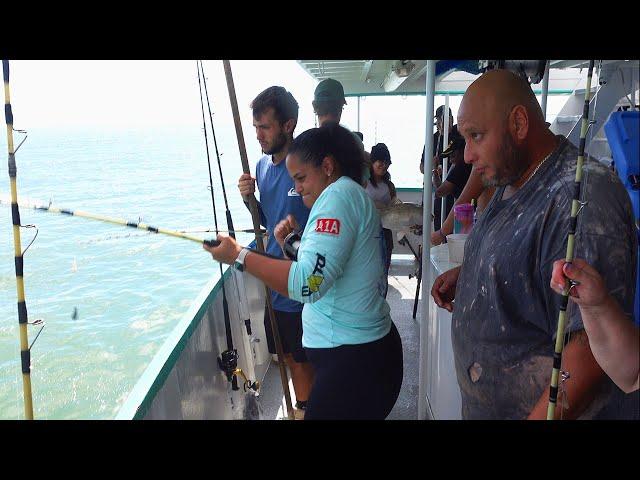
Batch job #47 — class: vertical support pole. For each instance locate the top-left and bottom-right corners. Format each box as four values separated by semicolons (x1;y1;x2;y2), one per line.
440;94;450;228
357;95;361;132
541;60;550;121
630;66;636;109
418;60;436;420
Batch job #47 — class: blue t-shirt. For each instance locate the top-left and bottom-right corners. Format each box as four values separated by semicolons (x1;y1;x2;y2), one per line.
255;154;310;312
287;176;391;348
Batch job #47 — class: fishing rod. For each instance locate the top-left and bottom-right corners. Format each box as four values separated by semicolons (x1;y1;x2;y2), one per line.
546;60;595;420
196;61;258;393
3;59;35;420
179;228;266;235
223;60;294;420
199;60;256;343
1;197;267;243
199;61;235;240
15;198;220;248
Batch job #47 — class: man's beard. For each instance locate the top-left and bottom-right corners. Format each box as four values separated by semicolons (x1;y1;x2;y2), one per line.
483;135;530;187
263;132;288;156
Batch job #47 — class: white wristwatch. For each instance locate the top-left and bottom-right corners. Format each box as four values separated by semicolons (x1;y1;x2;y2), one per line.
234;248;251;272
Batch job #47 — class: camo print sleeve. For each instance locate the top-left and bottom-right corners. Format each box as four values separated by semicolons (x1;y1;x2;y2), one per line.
287;188;357;303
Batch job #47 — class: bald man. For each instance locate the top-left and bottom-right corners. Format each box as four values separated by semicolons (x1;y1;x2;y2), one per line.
431;70;637;419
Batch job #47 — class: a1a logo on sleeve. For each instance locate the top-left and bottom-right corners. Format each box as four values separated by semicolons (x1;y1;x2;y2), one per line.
315;218;340;235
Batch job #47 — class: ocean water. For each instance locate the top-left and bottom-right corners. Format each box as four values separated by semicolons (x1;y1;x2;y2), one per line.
0;125;261;419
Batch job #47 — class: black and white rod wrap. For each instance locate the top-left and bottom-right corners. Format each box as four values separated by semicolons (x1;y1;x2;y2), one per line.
3;59;35;420
546;60;595;420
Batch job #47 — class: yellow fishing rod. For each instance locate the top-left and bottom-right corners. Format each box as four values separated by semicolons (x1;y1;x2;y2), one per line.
17;199;221;248
546;60;595;420
4;59;35;419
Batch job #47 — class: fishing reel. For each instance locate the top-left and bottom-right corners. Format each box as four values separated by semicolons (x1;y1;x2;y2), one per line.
234;368;260;394
218;349;240;390
218;349;260;393
282;231;302;261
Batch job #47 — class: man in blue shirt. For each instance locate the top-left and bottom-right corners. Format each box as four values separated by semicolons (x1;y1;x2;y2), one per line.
237;86;313;417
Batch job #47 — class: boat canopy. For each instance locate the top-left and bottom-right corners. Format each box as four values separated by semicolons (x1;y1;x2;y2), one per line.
296;59;634;96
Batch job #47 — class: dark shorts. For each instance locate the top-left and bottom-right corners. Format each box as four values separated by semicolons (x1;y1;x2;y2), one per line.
303;321;403;420
263;307;307;363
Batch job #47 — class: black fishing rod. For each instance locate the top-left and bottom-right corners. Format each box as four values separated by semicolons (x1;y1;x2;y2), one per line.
3;59;35;419
546;60;595;420
198;60;255;340
198;61;234;239
197;62;257;393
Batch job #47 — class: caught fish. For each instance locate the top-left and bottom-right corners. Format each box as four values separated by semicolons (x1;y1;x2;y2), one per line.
379;202;423;230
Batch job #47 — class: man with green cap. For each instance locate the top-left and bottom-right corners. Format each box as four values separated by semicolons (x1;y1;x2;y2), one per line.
312;78;370;183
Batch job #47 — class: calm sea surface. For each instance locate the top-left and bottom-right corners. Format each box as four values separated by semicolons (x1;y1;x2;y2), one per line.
0;125;422;419
0;126;264;419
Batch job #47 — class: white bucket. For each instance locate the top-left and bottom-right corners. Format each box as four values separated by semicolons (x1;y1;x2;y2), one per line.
446;234;469;264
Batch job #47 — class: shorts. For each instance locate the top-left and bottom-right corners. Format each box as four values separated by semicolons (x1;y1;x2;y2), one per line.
263;307;307;363
303;321;403;420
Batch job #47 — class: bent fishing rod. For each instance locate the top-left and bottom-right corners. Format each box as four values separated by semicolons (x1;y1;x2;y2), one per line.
0;197;265;239
199;60;256;342
223;60;295;420
546;60;595;420
15;198;221;248
197;61;258;393
4;59;35;419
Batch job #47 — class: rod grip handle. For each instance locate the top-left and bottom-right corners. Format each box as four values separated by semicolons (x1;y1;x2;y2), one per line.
203;239;221;248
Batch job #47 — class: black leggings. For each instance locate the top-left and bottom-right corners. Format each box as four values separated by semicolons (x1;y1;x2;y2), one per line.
303;322;403;420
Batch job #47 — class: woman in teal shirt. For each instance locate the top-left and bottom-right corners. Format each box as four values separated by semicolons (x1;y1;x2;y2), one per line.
205;123;403;419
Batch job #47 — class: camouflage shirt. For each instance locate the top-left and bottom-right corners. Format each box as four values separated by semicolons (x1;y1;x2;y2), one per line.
451;135;637;420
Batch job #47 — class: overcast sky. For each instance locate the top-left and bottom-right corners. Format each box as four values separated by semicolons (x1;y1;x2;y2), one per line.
6;60;319;131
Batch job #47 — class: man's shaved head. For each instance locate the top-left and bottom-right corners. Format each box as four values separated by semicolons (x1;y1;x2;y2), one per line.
457;69;550;188
462;69;545;127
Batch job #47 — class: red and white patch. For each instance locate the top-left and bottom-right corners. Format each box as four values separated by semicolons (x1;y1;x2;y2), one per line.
315;218;340;235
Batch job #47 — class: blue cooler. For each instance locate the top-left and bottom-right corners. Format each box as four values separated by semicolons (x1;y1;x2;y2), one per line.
604;111;639;324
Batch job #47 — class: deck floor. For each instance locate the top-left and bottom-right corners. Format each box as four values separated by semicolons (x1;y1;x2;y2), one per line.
257;255;422;420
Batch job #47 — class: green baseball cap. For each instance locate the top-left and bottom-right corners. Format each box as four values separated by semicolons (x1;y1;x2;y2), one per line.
314;78;347;105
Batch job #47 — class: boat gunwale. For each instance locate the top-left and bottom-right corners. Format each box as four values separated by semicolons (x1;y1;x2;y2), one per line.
116;266;233;420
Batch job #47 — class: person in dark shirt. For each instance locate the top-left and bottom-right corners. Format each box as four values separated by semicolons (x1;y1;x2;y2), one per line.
420;105;455;230
431;69;637;419
434;126;472;201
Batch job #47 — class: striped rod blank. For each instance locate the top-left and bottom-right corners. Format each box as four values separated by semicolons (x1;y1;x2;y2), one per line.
546;59;595;420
